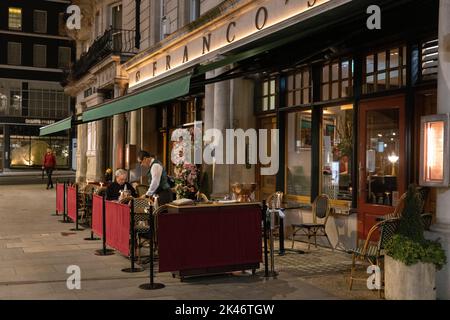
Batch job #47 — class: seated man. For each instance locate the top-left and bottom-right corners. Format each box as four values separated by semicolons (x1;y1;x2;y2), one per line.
106;169;138;201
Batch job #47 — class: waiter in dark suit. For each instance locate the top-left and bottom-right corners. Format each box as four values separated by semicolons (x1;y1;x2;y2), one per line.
137;151;173;205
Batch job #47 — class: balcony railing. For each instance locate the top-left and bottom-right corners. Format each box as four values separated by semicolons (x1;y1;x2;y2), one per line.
71;28;138;80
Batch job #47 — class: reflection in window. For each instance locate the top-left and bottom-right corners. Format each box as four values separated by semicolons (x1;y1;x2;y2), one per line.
322;105;353;201
286;111;312;197
365;109;400;206
363;46;407;93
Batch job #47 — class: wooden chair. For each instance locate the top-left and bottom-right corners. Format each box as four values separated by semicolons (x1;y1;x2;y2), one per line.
291;194;333;251
348;218;400;298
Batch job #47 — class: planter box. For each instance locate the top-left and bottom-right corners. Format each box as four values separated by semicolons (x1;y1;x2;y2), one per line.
385;255;436;300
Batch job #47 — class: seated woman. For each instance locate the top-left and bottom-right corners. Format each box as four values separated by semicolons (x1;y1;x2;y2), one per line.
106;169;138;201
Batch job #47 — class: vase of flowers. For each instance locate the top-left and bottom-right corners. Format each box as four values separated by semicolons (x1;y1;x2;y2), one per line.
174;162;199;200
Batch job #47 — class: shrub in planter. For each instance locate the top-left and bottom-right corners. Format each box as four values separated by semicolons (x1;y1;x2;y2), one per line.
384;184;447;300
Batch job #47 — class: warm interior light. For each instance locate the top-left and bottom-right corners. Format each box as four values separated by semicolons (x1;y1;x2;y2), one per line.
388;154;399;176
425;121;444;181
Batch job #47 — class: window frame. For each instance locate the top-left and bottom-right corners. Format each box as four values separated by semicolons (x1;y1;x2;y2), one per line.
321;58;354;101
33;10;48;33
7;42;22;66
33;44;47;68
8;7;22;31
286;67;312;107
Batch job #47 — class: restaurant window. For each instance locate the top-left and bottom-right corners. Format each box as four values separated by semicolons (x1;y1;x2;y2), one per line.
8;7;22;30
7;42;22;66
28;89;70;118
33;45;47;68
33;10;47;33
321;59;353;101
186;100;196;124
258;77;278;112
286;110;312;199
287;67;312;107
58;47;72;69
321;105;353;202
363;46;407;94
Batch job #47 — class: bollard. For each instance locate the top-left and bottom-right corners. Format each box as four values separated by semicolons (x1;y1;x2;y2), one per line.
52;179;59;216
139;204;165;290
122;199;144;273
95;195;114;256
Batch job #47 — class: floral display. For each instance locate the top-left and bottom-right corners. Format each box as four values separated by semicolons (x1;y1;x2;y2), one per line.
173;162;199;200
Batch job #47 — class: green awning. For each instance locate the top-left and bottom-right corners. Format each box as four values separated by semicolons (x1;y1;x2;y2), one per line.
82;75;191;122
39;117;72;136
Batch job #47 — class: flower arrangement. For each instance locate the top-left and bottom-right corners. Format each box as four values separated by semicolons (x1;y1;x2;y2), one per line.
173;162;199;200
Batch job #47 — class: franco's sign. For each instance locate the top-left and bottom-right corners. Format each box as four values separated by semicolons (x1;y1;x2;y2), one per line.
127;0;332;89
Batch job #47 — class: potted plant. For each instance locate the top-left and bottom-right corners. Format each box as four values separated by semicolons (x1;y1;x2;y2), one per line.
384;184;447;300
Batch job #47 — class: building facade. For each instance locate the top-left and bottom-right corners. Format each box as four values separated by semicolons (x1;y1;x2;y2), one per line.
0;0;75;171
60;0;450;298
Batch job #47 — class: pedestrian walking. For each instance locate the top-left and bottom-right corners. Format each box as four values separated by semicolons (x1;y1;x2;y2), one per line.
42;148;56;189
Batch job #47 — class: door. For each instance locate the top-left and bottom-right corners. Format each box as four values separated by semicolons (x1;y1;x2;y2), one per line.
358;95;406;240
111;4;122;51
257;116;277;201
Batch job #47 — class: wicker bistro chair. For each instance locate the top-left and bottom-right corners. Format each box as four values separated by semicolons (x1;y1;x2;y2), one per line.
137;204;169;263
291;194;334;251
348;218;400;297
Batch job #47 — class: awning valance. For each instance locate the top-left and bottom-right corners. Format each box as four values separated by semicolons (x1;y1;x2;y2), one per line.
39;117;72;136
82;75;191;122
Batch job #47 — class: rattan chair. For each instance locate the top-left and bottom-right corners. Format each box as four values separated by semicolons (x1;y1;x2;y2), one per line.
348;218;400;298
291;194;333;251
137;204;169;262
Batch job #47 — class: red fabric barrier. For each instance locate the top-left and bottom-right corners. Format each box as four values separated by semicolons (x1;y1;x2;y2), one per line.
56;183;64;214
92;194;103;237
158;205;262;273
105;201;130;256
67;186;77;222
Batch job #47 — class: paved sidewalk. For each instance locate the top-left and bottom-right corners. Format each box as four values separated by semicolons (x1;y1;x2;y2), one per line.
0;184;376;300
0;170;75;185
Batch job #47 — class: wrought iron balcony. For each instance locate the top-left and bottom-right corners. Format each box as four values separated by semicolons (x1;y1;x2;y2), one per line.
71;28;138;80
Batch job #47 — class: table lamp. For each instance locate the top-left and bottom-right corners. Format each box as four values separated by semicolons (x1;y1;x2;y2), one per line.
388;154;399;176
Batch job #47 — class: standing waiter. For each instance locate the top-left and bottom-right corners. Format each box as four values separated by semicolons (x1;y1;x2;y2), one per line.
137;151;173;205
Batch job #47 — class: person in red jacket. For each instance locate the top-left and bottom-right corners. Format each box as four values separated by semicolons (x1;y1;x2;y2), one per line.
42;148;56;189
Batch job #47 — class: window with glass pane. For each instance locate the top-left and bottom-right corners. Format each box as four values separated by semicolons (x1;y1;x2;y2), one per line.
34;10;47;33
365;109;400;206
8;7;22;30
286;111;312;197
286;68;311;107
8;42;21;66
33;45;47;68
9;89;22;116
10;135;31;167
321;59;353;101
260;77;277;112
322;105;353;201
363;46;407;93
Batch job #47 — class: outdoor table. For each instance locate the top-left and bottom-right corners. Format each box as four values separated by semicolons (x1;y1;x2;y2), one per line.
158;202;262;281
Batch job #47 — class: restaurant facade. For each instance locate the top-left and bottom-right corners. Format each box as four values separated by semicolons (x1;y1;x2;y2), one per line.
44;0;450;298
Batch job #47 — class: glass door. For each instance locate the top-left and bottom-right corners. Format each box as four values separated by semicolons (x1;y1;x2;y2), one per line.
358;95;406;240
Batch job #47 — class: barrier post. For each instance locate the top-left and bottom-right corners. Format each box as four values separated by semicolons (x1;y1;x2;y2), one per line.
59;181;70;224
122;199;144;273
278;211;285;255
95;195;114;256
84;193;100;241
52;179;59;216
139;204;165;290
70;184;84;231
262;200;269;278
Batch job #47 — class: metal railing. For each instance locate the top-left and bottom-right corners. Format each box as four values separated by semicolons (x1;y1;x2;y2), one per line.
71;28;138;80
